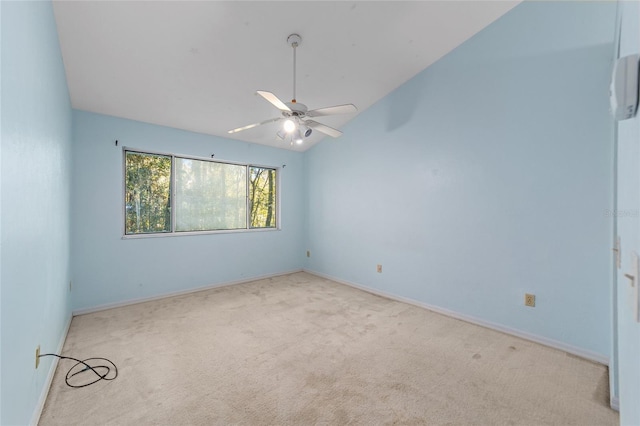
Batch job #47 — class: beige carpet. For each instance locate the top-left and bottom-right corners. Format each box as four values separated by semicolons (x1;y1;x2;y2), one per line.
40;272;617;425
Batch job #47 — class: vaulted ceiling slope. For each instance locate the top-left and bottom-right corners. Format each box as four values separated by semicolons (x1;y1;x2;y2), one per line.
52;1;520;151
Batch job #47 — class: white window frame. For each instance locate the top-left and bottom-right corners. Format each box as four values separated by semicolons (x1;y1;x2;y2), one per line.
122;147;281;239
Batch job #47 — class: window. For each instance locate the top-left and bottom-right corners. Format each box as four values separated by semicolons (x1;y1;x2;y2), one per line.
124;150;278;235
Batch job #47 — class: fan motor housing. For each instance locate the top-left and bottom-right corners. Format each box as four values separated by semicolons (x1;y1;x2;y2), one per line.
284;102;308;118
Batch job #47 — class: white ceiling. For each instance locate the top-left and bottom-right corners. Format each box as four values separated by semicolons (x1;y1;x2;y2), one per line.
52;1;519;152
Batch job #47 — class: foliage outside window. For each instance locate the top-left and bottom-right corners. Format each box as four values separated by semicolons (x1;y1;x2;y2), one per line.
124;150;277;235
125;152;172;234
249;167;277;229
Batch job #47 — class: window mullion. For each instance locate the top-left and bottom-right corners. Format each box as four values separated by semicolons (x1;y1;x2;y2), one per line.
171;155;176;233
246;165;250;230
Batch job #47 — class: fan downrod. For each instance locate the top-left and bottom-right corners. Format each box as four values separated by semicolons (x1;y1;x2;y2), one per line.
287;34;302;103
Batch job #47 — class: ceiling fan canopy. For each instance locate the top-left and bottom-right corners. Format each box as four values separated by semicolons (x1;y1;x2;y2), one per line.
228;34;357;145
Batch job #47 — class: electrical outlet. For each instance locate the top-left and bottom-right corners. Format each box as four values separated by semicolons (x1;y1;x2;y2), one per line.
35;345;40;369
306;250;310;258
377;264;382;273
525;293;536;307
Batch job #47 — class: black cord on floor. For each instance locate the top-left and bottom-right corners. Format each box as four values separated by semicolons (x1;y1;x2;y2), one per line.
38;353;118;388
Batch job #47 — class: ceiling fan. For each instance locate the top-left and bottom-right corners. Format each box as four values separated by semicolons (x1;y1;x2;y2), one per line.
228;34;357;145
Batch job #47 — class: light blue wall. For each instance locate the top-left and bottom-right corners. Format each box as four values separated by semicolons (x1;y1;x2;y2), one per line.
0;1;3;422
615;1;640;423
71;111;305;311
0;1;4;422
0;1;73;425
305;1;616;358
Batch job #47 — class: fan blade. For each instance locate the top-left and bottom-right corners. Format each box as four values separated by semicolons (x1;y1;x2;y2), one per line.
307;104;357;117
228;118;280;134
305;120;343;138
257;91;291;112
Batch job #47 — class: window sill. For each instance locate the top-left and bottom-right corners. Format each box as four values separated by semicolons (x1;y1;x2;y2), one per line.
121;227;280;240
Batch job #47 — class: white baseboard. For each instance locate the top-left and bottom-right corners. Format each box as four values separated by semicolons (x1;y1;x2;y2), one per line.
30;314;72;426
73;269;304;316
610;396;619;411
304;269;609;366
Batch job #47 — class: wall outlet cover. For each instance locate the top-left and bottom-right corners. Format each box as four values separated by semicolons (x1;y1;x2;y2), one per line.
525;293;536;307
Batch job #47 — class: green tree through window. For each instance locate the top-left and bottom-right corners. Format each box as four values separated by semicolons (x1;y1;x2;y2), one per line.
125;152;171;234
249;167;276;228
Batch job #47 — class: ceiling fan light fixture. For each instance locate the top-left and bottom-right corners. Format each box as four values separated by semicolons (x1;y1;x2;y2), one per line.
226;33;356;143
283;119;296;133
